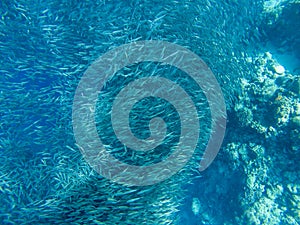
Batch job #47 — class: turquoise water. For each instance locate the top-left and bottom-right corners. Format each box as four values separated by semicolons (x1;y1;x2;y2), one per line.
0;0;299;224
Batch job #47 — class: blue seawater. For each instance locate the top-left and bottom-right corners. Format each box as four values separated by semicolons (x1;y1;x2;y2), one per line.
0;0;299;224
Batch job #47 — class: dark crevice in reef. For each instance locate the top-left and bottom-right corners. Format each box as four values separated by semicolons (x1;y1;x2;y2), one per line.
225;110;266;144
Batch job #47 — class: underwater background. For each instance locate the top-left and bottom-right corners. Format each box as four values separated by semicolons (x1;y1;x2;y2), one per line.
0;0;299;224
